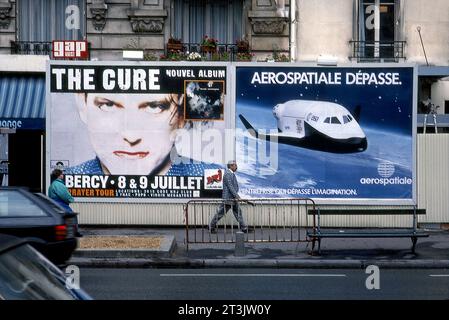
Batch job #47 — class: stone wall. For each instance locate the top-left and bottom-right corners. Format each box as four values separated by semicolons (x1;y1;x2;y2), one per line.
3;0;447;65
0;0;15;55
296;0;353;63
0;0;291;61
295;0;449;65
403;0;449;66
248;0;291;61
86;0;291;61
87;0;168;60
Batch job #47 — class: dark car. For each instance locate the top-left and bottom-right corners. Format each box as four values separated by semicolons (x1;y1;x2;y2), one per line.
0;233;91;300
0;187;78;264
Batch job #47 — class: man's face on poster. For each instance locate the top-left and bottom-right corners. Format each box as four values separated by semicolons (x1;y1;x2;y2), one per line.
78;93;181;175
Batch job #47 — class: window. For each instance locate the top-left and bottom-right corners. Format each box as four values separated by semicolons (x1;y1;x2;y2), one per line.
324;117;331;124
331;117;341;124
17;0;85;41
0;190;48;217
172;0;243;45
0;245;77;300
358;0;400;59
343;115;353;123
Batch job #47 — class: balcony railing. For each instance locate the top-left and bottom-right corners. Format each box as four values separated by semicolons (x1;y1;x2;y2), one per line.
349;40;406;62
165;43;247;61
10;41;52;55
8;40;258;61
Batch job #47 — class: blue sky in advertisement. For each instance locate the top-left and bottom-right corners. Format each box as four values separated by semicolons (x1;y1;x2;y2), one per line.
235;66;414;201
237;67;414;134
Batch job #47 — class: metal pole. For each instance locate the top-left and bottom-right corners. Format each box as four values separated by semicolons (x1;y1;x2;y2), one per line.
184;204;189;251
235;231;245;256
412;205;417;232
416;26;429;66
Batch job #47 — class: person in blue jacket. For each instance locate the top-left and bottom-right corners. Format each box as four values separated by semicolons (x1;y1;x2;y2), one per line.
48;169;74;212
48;168;82;237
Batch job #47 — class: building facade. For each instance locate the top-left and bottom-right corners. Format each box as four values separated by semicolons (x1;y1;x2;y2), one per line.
0;0;448;227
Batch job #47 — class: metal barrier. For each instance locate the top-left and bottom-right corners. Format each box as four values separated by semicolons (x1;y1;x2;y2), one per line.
184;198;316;250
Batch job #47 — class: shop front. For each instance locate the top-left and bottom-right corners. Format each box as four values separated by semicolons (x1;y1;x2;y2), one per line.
0;74;45;192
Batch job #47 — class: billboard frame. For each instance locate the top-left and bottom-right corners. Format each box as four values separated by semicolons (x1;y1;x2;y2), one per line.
231;62;418;206
45;60;232;203
46;60;417;205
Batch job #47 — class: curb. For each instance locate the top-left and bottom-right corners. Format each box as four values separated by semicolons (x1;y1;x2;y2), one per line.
67;257;449;269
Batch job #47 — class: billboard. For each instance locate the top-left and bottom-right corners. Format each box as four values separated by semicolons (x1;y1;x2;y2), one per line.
235;65;416;204
47;62;227;200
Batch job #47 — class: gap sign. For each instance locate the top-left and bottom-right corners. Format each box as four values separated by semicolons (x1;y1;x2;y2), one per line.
52;41;88;59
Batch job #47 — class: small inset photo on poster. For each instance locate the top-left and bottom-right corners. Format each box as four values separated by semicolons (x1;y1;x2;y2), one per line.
184;80;224;120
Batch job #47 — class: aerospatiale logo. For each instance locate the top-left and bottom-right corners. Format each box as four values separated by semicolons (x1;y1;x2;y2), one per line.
360;161;412;186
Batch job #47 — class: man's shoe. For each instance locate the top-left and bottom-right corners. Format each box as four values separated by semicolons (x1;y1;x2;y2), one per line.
241;228;253;233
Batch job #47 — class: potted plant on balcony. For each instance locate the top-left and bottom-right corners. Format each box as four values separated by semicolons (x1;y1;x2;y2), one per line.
211;51;230;61
236;52;254;62
167;37;183;52
186;52;203;61
236;38;250;53
273;52;290;62
159;51;185;61
201;35;218;54
143;51;158;61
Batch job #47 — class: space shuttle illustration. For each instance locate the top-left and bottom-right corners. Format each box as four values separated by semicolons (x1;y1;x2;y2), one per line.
239;100;368;153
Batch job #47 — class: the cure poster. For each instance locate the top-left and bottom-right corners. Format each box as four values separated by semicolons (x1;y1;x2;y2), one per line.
47;62;227;199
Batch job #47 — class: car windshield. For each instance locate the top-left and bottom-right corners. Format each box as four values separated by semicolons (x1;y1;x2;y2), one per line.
0;244;77;300
0;190;48;217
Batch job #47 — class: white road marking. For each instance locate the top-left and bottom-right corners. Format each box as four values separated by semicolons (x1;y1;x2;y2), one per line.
160;273;347;277
429;274;449;277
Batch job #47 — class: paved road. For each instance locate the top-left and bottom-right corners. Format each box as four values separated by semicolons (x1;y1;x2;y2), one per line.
78;268;449;300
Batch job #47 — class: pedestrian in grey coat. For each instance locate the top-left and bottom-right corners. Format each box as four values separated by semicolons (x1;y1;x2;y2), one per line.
209;161;249;233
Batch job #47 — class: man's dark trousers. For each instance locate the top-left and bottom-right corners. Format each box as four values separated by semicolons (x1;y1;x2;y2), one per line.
210;201;247;231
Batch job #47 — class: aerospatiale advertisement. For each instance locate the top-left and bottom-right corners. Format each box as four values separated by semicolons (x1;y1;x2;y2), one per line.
235;65;416;203
47;62;227;200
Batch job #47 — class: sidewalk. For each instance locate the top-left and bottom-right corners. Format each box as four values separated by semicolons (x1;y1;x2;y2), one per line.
68;227;449;269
